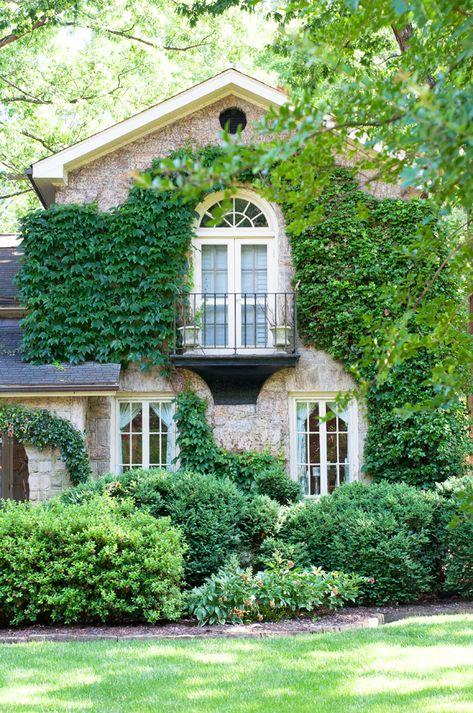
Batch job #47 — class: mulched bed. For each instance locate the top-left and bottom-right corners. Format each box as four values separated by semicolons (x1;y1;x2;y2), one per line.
0;600;472;643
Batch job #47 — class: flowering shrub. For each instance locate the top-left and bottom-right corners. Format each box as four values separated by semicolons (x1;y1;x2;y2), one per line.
186;553;367;625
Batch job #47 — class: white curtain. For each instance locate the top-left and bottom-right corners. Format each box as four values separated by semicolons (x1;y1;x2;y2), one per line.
118;402;142;467
149;402;175;468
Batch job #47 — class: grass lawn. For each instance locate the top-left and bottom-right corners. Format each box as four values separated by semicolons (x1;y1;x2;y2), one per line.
0;614;472;712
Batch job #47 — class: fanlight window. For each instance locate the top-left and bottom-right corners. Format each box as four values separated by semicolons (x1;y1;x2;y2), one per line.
199;197;269;228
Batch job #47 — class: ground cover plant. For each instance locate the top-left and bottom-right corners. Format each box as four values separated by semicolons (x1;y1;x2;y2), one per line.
0;496;185;626
187;553;365;625
0;615;471;712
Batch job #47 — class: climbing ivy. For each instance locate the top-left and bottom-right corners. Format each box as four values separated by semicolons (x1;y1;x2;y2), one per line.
17;147;471;487
0;405;91;485
283;168;471;486
18;177;196;368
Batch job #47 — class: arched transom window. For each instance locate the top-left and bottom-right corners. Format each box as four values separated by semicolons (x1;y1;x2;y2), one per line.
199;197;269;229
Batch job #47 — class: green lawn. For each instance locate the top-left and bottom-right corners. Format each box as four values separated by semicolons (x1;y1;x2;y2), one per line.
0;614;472;712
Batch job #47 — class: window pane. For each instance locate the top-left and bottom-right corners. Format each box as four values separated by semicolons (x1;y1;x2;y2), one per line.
327;433;337;463
202;245;228;293
241;245;267;294
326;409;337;432
308;403;319;432
149;434;161;466
339;465;347;485
120;434;130;464
131;408;142;433
310;466;321;496
328;465;337;493
241;303;266;347
309;432;320;464
119;402;130;430
149;403;161;432
339;433;348;461
131;434;142;466
202;303;227;347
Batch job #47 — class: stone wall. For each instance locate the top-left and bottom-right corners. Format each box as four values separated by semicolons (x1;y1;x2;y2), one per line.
55;94;404;210
3;396;87;500
111;348;367;481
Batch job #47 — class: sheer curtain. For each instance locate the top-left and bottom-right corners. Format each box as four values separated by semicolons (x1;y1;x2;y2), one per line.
118;402;142;468
149;402;175;468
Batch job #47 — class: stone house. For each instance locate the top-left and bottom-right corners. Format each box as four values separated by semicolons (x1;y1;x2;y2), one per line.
0;70;407;501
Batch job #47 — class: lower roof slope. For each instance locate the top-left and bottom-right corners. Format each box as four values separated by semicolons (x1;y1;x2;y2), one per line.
0;320;121;394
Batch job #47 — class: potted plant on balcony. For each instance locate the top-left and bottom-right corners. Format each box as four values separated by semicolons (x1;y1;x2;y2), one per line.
266;296;293;350
178;304;202;349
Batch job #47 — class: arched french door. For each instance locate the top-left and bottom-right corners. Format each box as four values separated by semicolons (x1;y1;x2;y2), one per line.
0;431;29;501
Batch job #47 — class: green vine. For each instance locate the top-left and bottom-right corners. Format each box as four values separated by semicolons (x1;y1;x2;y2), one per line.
18;176;196;368
17;147;471;488
0;405;91;485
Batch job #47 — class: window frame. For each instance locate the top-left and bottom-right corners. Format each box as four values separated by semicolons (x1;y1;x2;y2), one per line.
289;393;360;496
112;396;176;474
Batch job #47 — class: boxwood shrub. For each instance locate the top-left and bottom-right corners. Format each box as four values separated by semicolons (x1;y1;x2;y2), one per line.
278;481;443;605
436;476;473;598
62;468;248;587
0;496;185;625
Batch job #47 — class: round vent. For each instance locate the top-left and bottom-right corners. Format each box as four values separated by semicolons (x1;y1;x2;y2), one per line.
219;107;247;134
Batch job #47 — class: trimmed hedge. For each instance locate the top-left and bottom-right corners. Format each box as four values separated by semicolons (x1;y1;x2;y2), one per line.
437;476;473;598
278;481;443;605
0;496;185;625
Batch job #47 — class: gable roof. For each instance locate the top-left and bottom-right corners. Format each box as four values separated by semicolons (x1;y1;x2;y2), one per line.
29;70;288;207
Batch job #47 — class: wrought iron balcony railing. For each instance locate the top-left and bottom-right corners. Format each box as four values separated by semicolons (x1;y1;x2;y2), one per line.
172;292;297;355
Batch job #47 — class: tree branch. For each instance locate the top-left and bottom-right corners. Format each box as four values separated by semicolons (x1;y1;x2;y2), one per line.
0;16;53;51
0;188;33;200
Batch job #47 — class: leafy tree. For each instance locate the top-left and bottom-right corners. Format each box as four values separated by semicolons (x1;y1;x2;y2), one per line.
0;0;275;229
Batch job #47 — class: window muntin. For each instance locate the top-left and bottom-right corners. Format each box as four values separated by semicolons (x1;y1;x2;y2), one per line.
200;197;269;228
295;399;351;496
118;399;175;472
202;244;228;293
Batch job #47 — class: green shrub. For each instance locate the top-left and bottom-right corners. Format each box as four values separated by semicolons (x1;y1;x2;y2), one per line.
187;553;366;625
166;471;247;587
0;496;185;625
279;481;442;604
437;476;473;597
240;495;281;555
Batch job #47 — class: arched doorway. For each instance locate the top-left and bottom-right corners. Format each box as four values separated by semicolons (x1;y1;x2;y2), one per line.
0;431;29;500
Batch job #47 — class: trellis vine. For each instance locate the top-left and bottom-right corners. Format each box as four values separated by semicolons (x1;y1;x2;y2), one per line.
0;405;91;485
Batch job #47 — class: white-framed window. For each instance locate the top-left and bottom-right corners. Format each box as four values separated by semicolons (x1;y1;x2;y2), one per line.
193;189;278;350
291;395;359;496
116;398;176;472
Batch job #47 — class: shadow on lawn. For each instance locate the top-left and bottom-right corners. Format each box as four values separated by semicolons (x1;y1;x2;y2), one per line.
0;616;472;712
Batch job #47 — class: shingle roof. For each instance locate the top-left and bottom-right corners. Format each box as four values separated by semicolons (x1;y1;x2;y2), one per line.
0;321;121;392
0;247;22;305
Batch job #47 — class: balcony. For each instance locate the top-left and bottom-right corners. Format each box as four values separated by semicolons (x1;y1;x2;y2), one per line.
171;293;300;404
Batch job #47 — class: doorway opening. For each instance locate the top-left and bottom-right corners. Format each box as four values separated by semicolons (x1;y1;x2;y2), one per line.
0;431;29;500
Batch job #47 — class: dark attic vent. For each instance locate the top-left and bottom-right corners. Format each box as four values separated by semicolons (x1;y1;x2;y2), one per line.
219;107;247;134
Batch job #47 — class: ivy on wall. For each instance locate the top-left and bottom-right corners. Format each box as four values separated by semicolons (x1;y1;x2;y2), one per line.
18;182;196;368
17;148;471;487
0;405;91;485
283;168;471;486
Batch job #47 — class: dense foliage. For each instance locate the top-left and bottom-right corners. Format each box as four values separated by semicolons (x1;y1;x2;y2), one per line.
286;169;471;486
0;496;185;625
277;481;444;605
437;477;473;598
187;553;366;625
0;404;91;484
18;186;195;367
62;467;251;587
175;389;302;501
